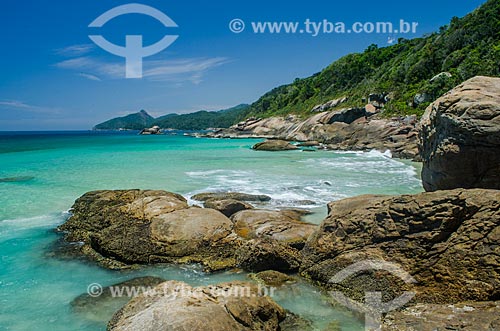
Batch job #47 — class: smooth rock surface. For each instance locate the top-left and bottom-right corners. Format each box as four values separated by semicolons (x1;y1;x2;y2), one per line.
107;281;286;331
232;209;317;248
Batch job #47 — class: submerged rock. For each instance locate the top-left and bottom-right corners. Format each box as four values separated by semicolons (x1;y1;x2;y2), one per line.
279;312;314;331
301;189;500;304
71;276;165;323
252;140;299;151
419;76;500;191
192;192;271;202
204;198;254;217
249;270;295;287
0;176;34;183
107;281;286;331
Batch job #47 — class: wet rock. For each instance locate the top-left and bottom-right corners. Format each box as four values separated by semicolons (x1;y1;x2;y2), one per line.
192;192;271;202
107;281;286;331
250;270;295;287
419;76;500;191
252;140;299;151
204;198;254;217
280;312;314;331
297;141;320;147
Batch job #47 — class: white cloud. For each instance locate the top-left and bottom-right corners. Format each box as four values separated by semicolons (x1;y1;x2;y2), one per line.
54;56;229;83
78;73;102;81
0;100;61;114
143;58;230;83
55;44;95;57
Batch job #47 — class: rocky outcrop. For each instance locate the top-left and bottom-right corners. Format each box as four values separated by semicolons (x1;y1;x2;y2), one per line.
191;192;271;202
204;198;254;217
301;189;500;304
108;281;286;331
419;76;500;191
139;126;161;135
382;301;500;331
252;140;299;151
58;190;318;272
208;112;420;160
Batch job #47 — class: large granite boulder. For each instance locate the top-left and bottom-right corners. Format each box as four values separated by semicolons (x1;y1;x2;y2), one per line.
57;190;238;271
252;140;299;151
301;189;500;304
419;76;500;191
107;281;286;331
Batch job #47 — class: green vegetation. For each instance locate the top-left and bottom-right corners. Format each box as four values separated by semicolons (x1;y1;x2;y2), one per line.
94;105;249;130
153;104;249;130
239;0;500;119
94;110;154;130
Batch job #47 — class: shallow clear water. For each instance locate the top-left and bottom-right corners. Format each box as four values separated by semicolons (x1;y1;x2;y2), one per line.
0;131;423;330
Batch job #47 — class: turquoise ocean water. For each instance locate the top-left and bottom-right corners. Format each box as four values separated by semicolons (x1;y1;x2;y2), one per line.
0;131;423;330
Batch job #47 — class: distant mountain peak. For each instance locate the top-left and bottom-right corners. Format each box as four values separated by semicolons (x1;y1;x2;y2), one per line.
93;104;250;131
94;109;155;130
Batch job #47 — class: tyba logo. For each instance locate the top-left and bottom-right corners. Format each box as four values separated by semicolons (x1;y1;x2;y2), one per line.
89;3;178;78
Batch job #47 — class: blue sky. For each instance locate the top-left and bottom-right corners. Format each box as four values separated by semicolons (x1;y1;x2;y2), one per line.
0;0;487;130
